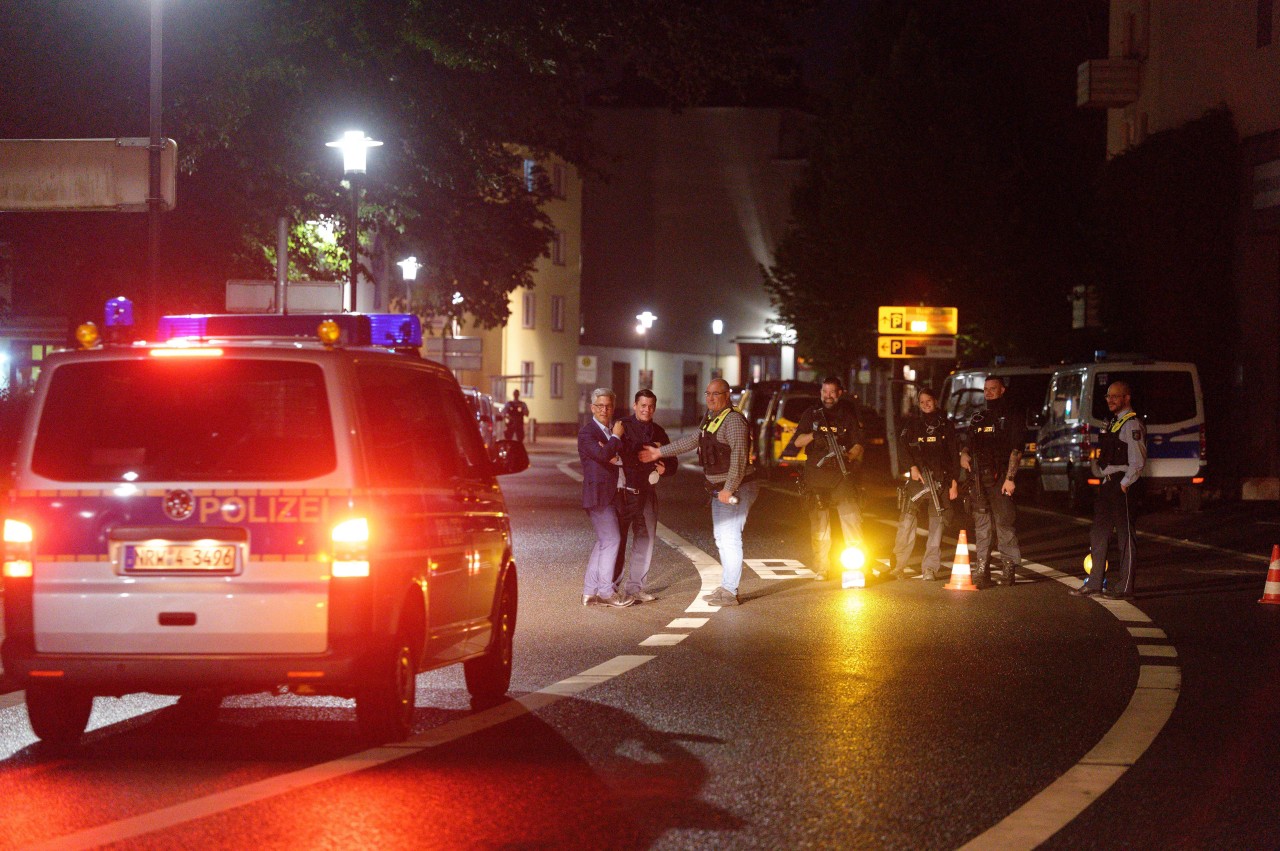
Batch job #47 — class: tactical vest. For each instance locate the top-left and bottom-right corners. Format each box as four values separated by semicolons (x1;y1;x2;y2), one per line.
906;415;951;473
1099;411;1137;467
697;408;735;475
968;407;1006;467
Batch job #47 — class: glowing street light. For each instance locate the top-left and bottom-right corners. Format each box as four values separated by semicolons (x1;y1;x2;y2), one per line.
712;318;724;378
326;130;382;312
636;310;656;371
396;256;419;312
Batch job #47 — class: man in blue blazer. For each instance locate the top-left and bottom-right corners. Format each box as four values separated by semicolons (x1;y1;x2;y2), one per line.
579;387;635;607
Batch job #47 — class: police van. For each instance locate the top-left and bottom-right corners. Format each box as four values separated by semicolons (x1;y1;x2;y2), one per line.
1;304;529;745
1035;357;1205;510
940;364;1056;485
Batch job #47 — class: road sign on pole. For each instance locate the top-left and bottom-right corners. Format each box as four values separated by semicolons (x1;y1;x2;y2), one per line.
0;138;177;212
876;335;957;359
877;306;958;336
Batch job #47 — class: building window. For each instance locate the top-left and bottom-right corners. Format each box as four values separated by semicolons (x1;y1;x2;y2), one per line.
520;361;534;398
1260;0;1275;47
551;229;566;266
551;295;565;332
550;362;564;399
522;291;536;329
523;159;536;192
551;163;566;197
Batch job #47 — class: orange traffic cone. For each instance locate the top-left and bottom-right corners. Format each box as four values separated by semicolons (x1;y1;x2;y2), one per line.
945;530;979;592
1259;545;1280;605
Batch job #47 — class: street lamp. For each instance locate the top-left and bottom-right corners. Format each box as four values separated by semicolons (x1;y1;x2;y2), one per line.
712;318;724;379
326;130;382;312
636;310;656;371
396;256;420;312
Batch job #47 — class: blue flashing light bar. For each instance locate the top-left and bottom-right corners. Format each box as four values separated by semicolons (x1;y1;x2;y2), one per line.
105;297;134;328
158;313;423;349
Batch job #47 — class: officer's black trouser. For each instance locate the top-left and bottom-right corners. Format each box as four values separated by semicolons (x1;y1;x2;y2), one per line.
807;477;862;574
972;477;1021;568
1084;476;1137;595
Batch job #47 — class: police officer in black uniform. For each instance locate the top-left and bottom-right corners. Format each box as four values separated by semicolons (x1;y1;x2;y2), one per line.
960;376;1023;586
1071;381;1146;599
892;387;959;580
792;377;865;581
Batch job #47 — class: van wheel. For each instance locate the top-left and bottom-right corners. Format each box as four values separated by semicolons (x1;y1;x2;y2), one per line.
26;684;93;745
356;633;417;743
465;577;516;700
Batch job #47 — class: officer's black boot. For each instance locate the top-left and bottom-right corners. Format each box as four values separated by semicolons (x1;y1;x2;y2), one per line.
1003;558;1017;586
975;562;991;588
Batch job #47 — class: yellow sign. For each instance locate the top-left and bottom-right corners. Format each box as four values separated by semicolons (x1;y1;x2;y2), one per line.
876;336;957;359
877;306;958;336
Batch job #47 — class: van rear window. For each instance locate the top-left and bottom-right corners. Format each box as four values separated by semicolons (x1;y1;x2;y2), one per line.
32;359;336;482
1092;370;1197;425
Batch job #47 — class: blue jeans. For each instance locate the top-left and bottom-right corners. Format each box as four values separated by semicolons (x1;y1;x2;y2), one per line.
710;480;759;594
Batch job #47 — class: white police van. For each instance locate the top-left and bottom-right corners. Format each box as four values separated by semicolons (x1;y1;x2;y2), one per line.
1;303;528;745
1035;357;1205;510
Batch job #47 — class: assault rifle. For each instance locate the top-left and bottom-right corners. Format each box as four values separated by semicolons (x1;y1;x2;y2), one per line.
814;417;850;480
910;465;945;515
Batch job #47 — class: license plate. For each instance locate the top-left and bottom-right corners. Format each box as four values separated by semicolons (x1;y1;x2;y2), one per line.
124;543;239;572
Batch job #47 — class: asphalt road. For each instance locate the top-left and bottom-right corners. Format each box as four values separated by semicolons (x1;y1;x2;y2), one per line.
0;440;1277;849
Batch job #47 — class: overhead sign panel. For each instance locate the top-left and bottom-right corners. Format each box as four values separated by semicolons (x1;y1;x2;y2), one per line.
877;335;957;360
877;306;958;336
0;138;177;212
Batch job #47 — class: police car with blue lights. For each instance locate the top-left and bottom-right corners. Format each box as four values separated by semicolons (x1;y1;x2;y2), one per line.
1;299;528;745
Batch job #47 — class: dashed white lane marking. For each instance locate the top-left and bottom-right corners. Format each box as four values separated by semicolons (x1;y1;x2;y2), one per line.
28;655;657;851
668;618;709;629
1128;627;1166;639
639;634;688;647
1137;644;1178;658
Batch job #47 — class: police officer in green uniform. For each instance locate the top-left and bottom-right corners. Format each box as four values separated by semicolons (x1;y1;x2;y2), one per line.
892;387;959;580
1071;381;1146;599
960;376;1023;587
792;377;865;581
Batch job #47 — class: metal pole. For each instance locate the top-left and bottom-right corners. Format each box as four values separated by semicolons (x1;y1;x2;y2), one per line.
348;175;360;312
276;216;288;314
147;0;163;331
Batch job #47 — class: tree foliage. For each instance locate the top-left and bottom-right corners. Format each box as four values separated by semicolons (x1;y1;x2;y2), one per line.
764;0;1106;376
0;0;799;327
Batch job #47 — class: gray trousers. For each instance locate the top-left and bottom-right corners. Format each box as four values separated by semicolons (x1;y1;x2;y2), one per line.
894;500;946;577
614;488;657;594
808;479;862;573
583;504;622;598
972;479;1021;567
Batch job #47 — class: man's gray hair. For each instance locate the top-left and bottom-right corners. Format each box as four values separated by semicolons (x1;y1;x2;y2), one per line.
591;387;616;404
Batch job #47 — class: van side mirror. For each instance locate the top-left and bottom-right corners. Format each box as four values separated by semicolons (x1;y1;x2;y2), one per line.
490;439;529;475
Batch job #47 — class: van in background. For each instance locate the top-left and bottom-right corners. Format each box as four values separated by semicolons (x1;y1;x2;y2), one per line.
1036;359;1205;510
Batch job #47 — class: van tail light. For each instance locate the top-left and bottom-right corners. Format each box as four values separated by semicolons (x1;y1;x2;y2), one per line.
330;518;369;577
3;519;34;579
1199;424;1206;461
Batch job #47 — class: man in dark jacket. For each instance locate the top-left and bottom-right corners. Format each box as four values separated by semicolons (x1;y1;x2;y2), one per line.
611;389;677;601
961;376;1024;586
577;388;634;608
792;377;865;581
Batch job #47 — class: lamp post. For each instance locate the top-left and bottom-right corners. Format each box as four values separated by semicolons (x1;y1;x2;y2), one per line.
636;310;656;372
326;130;382;312
396;256;420;312
711;318;723;379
